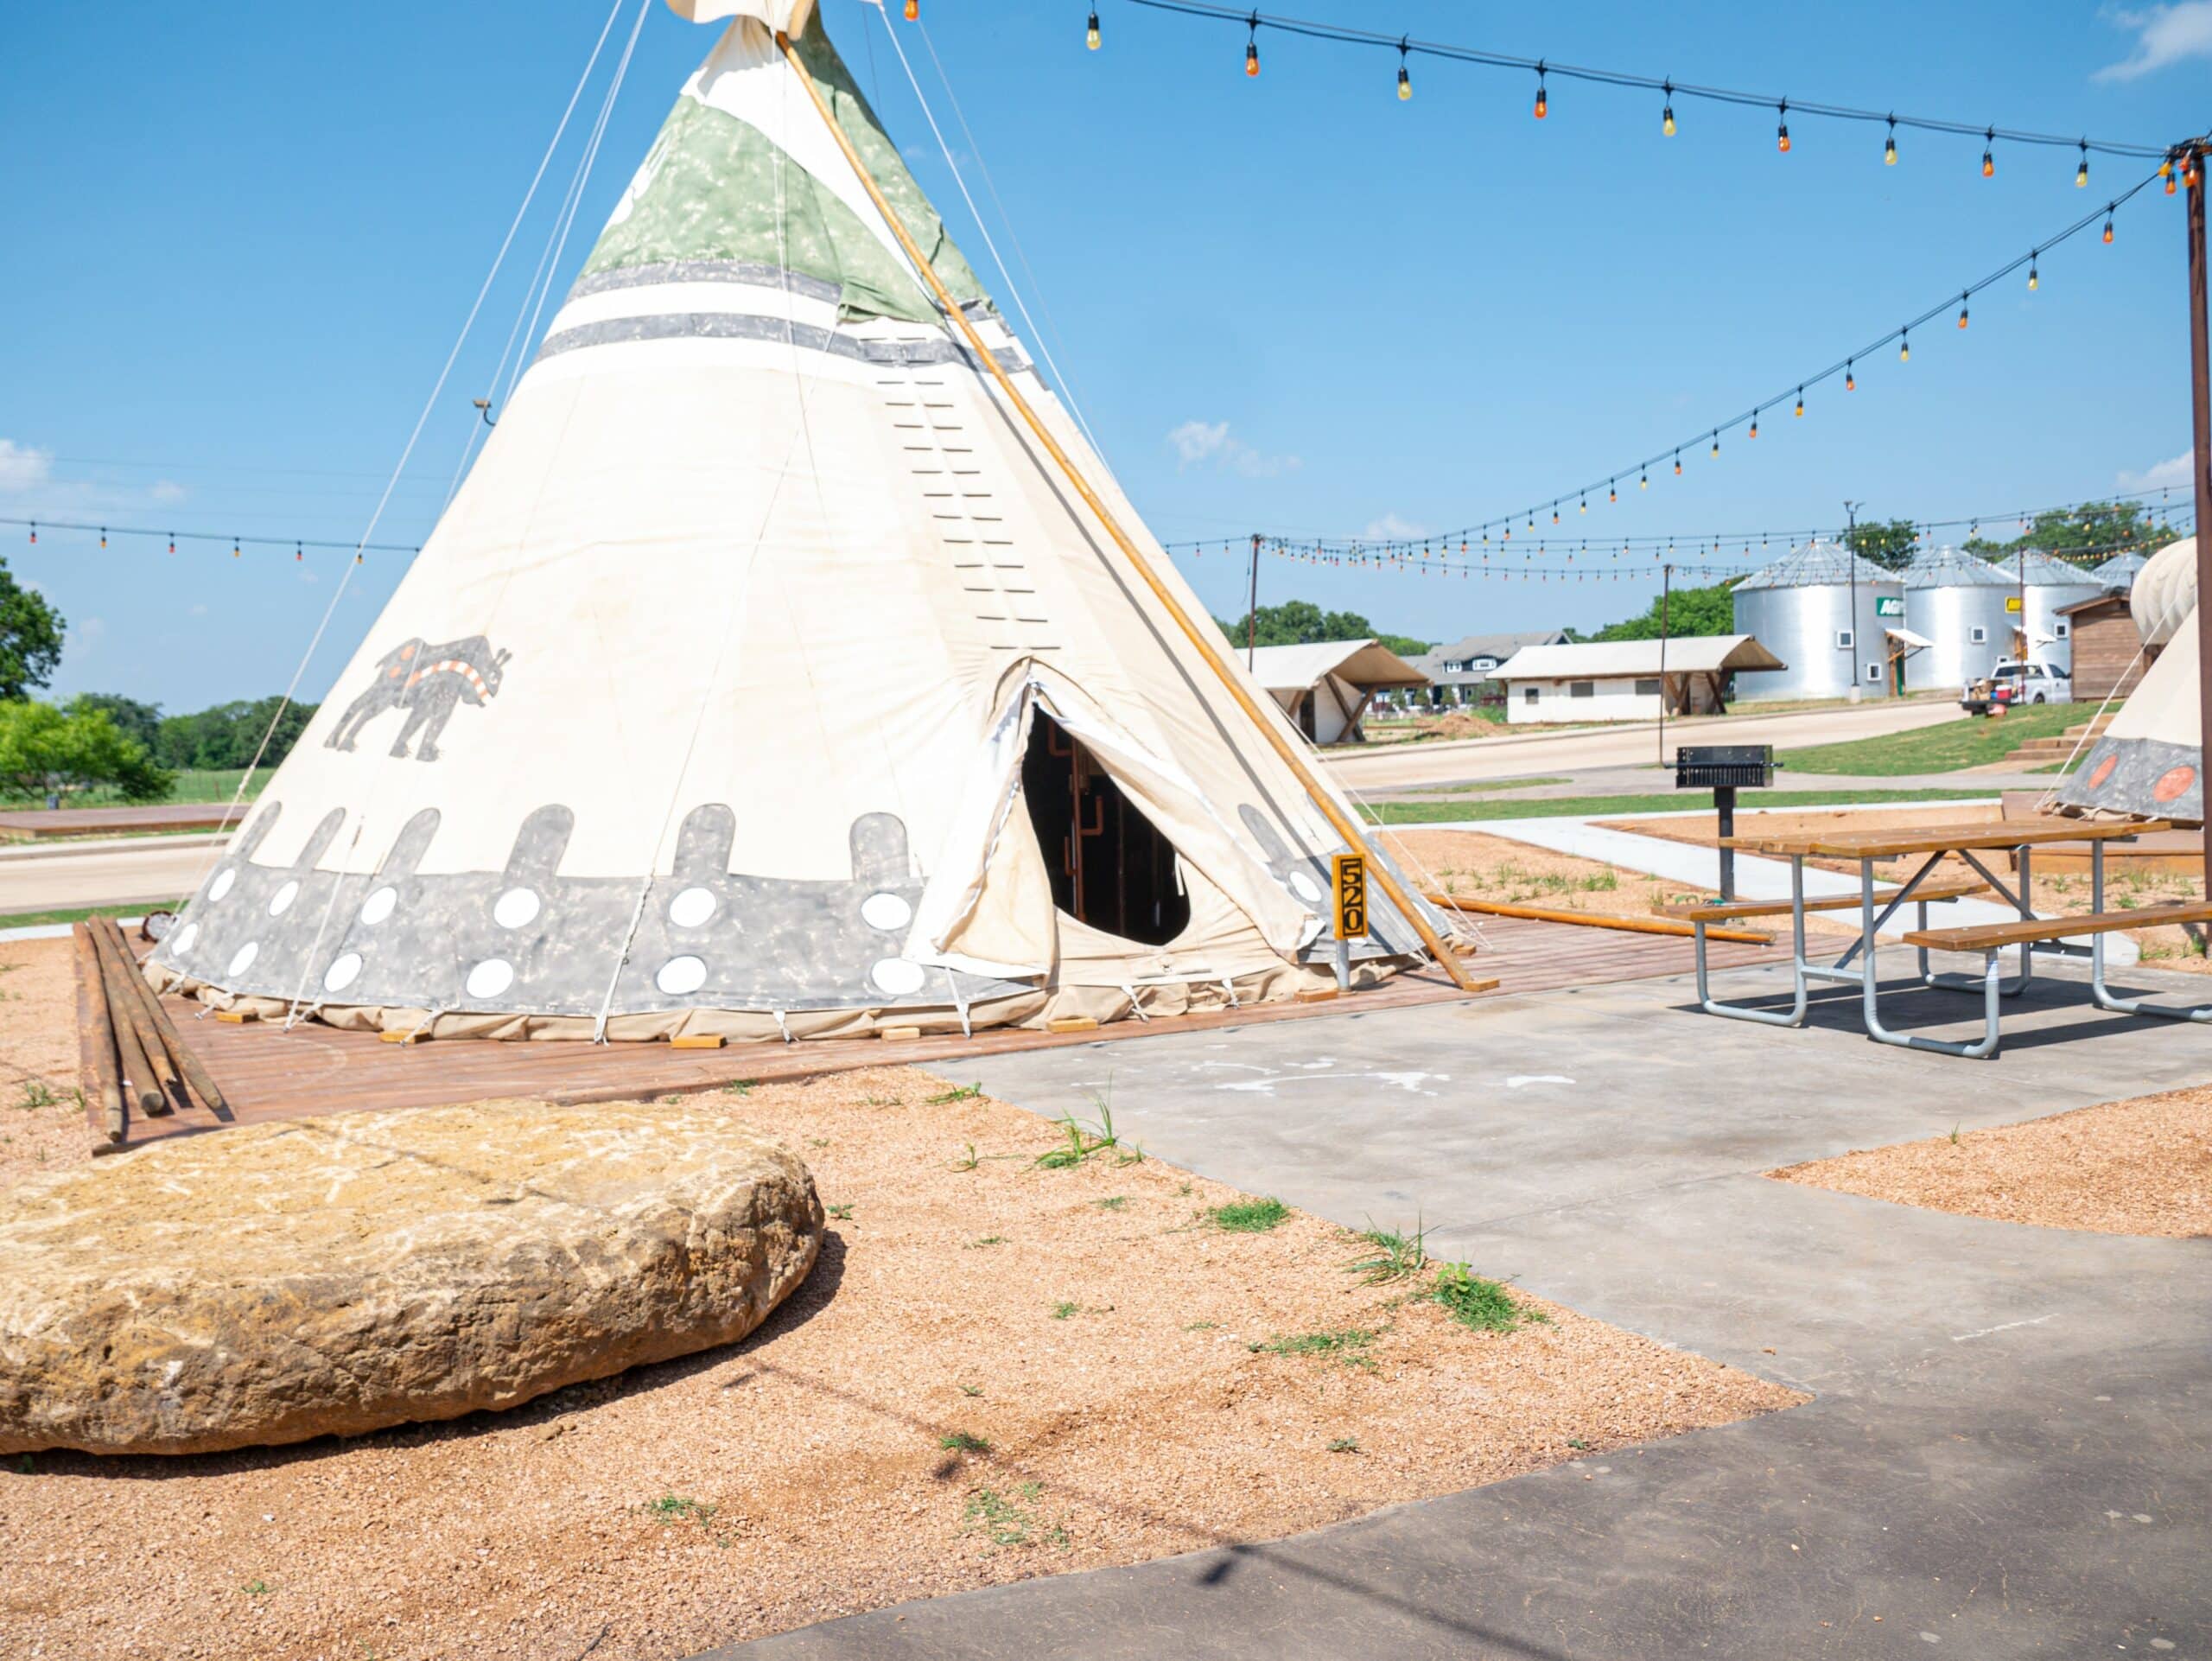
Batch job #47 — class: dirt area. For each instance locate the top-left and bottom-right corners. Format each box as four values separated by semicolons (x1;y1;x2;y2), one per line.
0;938;92;1186
1380;827;1716;920
1774;1086;2212;1238
0;984;1800;1658
1601;804;2005;864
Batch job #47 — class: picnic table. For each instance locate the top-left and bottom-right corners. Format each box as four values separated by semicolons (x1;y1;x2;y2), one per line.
1653;817;2212;1059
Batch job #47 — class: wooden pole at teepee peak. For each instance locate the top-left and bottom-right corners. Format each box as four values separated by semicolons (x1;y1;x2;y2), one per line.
775;32;1489;996
2185;145;2211;883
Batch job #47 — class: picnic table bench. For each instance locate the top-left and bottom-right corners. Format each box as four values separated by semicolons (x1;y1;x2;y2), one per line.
1669;816;2209;1058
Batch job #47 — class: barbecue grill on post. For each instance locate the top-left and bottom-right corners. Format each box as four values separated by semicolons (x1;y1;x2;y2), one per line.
1672;744;1776;901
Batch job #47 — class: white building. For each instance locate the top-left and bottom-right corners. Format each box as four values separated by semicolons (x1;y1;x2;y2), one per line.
1243;640;1429;743
1489;635;1786;724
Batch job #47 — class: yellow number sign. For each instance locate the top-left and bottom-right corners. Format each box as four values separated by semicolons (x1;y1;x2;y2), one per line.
1332;852;1369;939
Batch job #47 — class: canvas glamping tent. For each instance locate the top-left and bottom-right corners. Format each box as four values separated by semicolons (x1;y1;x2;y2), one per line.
148;0;1473;1042
2058;536;2201;824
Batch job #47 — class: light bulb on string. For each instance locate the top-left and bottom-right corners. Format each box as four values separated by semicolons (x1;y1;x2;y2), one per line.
903;0;917;19
2164;159;2178;194
1884;116;1897;166
25;522;33;545
2102;207;2115;244
2027;258;2038;291
1957;292;1969;328
1845;360;1856;391
295;541;303;563
2076;141;2089;188
1244;16;1259;77
1710;433;1720;458
168;535;175;555
2185;150;2203;188
99;527;107;550
1794;388;1804;417
1674;453;1682;475
1776;100;1790;153
1899;329;1910;363
1086;9;1099;48
1608;484;1617;503
1396;39;1411;100
1662;80;1675;136
1639;471;1648;489
1981;129;1995;177
1533;63;1547;119
232;538;241;558
1748;417;1758;439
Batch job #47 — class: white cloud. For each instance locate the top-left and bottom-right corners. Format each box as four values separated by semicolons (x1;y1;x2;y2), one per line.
0;440;54;493
2096;2;2212;79
1362;512;1429;541
149;479;188;505
1165;419;1300;478
2118;449;2194;490
65;616;106;661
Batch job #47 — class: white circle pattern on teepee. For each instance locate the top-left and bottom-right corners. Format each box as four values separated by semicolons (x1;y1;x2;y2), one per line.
861;892;912;932
668;888;717;929
171;922;199;955
227;942;258;977
656;955;709;996
493;888;542;930
324;952;364;994
869;957;926;996
359;887;398;926
1289;871;1322;905
268;881;300;917
465;959;515;1001
207;869;236;903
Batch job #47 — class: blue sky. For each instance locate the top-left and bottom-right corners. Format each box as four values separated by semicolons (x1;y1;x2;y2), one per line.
3;0;2209;710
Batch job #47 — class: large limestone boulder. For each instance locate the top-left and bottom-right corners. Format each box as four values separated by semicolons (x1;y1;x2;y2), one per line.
0;1098;822;1455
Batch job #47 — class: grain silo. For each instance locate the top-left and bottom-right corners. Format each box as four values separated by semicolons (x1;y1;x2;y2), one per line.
1730;542;1903;700
1901;544;2014;691
2091;549;2147;595
1992;549;2103;674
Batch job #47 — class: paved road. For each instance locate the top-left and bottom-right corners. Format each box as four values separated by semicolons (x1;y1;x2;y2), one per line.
1329;699;1967;792
0;834;221;914
725;958;2212;1660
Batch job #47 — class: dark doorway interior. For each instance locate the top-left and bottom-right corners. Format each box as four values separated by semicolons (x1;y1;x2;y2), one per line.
1021;710;1191;947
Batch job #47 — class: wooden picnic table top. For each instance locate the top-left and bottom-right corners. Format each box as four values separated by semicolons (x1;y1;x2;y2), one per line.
1719;818;2171;860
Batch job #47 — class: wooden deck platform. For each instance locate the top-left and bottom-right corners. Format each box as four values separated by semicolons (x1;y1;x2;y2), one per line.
99;915;1772;1151
0;803;239;841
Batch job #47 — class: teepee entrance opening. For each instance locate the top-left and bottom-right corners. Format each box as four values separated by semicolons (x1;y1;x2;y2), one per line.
1021;712;1191;947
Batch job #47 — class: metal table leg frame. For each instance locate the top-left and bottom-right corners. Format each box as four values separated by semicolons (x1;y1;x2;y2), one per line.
1695;854;1809;1027
1856;860;2004;1058
1921;845;2035;998
2088;838;2212;1021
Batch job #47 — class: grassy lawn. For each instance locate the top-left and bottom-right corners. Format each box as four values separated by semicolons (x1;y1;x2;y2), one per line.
1400;776;1573;798
1362;787;1995;825
0;769;265;811
1774;703;2082;777
0;900;188;930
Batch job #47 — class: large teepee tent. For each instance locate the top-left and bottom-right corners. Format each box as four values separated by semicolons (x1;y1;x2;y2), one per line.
2059;536;2202;824
150;0;1465;1042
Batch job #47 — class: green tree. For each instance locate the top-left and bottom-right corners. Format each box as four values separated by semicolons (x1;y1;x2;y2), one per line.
70;692;162;750
1962;500;2165;564
154;697;318;771
0;699;175;805
0;555;65;700
1215;600;1430;659
1578;581;1738;642
1843;518;1919;571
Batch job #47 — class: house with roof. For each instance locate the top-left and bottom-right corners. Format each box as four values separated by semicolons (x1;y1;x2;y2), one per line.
1488;635;1786;723
1408;629;1571;706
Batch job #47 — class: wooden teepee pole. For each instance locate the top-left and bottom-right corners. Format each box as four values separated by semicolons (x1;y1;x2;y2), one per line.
776;30;1488;996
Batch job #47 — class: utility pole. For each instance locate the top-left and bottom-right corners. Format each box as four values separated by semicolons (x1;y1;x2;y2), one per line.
2184;142;2211;884
1247;532;1261;671
1657;562;1673;764
1844;500;1863;703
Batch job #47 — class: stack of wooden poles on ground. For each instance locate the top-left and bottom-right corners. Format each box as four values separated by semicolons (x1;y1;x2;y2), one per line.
73;917;229;1151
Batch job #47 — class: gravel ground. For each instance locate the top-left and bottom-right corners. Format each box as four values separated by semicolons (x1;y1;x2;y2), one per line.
0;939;91;1187
1381;828;1716;920
1773;1085;2212;1237
0;1018;1800;1659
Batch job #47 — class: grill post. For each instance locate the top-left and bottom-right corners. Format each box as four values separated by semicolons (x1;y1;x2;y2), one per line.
1715;785;1738;901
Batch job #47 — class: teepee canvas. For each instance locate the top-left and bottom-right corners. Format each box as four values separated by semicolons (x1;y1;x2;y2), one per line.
149;0;1453;1041
2059;536;2202;824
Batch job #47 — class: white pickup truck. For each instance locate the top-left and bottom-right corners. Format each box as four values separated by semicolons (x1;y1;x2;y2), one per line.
1961;659;2072;713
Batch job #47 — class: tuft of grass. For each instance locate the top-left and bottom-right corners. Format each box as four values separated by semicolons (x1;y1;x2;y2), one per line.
720;1080;753;1097
1093;1195;1127;1212
647;1494;718;1525
1209;1196;1289;1233
1567;1437;1590;1450
1347;1216;1427;1282
1326;1436;1361;1454
1185;1320;1217;1332
860;1094;901;1108
1049;1300;1079;1321
1424;1263;1548;1334
241;1579;271;1597
950;1142;981;1172
939;1431;991;1454
1250;1327;1378;1366
824;1202;854;1221
963;1482;1065;1550
1949;1124;1962;1146
958;1384;983;1397
1033;1083;1141;1169
927;1082;983;1104
16;1080;59;1111
965;1234;1007;1249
